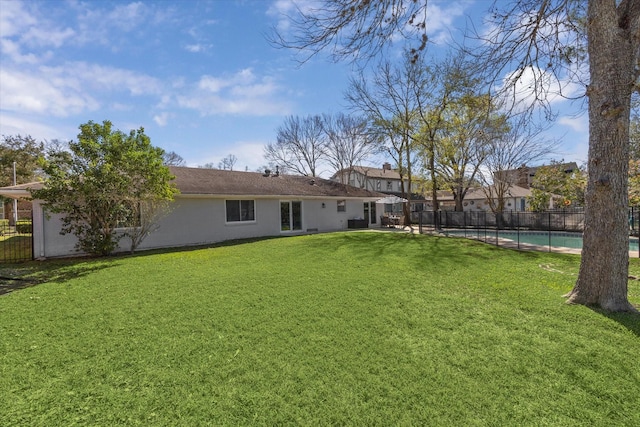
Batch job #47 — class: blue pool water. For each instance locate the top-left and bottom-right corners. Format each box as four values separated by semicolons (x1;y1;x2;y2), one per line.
447;230;639;252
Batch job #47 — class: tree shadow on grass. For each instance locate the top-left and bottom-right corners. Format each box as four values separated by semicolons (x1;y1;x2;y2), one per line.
0;259;120;296
588;307;640;337
0;235;289;296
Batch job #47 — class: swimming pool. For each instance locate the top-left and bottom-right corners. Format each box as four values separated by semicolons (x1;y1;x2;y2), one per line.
446;230;640;252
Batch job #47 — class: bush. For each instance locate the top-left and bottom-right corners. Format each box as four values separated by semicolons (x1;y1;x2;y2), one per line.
0;219;8;228
16;220;32;234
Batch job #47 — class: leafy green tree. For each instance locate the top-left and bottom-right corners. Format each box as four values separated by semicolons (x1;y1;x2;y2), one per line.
33;120;177;256
434;92;508;212
0;135;44;187
414;53;478;213
528;161;586;211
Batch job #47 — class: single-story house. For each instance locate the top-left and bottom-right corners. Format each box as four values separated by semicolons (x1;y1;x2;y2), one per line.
0;166;387;259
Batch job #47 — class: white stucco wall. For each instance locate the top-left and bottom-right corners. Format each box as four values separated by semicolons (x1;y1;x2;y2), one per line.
33;196;377;258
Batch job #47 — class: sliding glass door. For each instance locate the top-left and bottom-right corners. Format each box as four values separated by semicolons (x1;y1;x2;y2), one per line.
280;201;302;231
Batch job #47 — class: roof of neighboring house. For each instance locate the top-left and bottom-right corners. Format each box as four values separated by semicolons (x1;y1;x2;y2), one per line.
0;167;387;200
168;166;387;199
331;166;403;180
0;182;43;199
464;185;533;200
498;162;579;178
420;185;533;202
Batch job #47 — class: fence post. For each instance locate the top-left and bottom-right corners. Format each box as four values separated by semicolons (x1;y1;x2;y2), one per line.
548;211;552;252
517;211;520;249
483;210;487;243
463;210;467;237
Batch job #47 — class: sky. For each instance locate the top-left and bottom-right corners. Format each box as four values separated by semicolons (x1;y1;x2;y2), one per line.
0;0;589;176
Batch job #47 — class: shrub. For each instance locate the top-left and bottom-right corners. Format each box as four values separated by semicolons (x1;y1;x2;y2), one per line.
16;220;32;234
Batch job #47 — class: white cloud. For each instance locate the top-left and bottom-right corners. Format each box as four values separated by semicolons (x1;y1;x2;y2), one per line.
93;65;162;96
199;69;256;93
185;44;210;53
0;1;37;38
181;69;291;116
0;68;100;117
496;66;583;113
72;1;154;47
0;39;43;64
153;112;172;127
23;26;76;48
0;62;163;118
0;113;75;143
424;0;473;45
558;116;587;133
267;0;319;33
107;2;148;29
0;1;72;63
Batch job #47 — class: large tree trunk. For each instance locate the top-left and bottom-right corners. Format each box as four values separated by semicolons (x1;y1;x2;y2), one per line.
454;194;464;212
566;1;637;312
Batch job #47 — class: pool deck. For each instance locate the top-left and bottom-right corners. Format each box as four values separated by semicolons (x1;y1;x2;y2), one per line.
372;225;640;257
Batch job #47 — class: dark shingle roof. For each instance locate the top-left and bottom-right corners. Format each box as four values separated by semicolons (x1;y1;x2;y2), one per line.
331;166;403;180
170;166;386;199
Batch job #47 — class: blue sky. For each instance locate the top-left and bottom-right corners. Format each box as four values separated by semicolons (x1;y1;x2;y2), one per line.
0;0;589;175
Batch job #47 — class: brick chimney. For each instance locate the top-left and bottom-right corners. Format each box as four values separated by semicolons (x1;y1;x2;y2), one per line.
382;162;391;171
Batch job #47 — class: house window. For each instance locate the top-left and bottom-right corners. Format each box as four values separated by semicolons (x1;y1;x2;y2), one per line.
386;181;393;191
116;202;141;229
337;200;346;212
226;200;255;222
376;180;381;190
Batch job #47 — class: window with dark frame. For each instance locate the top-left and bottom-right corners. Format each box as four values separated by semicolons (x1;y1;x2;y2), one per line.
226;200;255;222
116;201;141;229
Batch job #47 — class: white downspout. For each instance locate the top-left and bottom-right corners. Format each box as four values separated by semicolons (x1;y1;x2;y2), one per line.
32;201;46;259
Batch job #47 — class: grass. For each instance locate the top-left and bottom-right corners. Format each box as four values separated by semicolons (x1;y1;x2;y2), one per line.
1;231;639;426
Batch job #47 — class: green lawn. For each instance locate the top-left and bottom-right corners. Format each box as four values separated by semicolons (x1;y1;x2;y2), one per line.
1;232;639;426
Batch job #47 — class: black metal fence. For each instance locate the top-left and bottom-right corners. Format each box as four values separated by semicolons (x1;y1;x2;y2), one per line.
412;208;640;255
0;215;33;263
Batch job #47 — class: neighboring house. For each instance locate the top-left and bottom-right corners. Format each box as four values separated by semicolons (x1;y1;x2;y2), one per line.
495;162;579;189
1;184;35;223
420;185;535;212
2;199;32;223
0;167;387;259
454;185;534;212
330;162;425;212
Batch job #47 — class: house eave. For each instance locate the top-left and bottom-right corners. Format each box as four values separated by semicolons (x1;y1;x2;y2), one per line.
176;193;382;201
